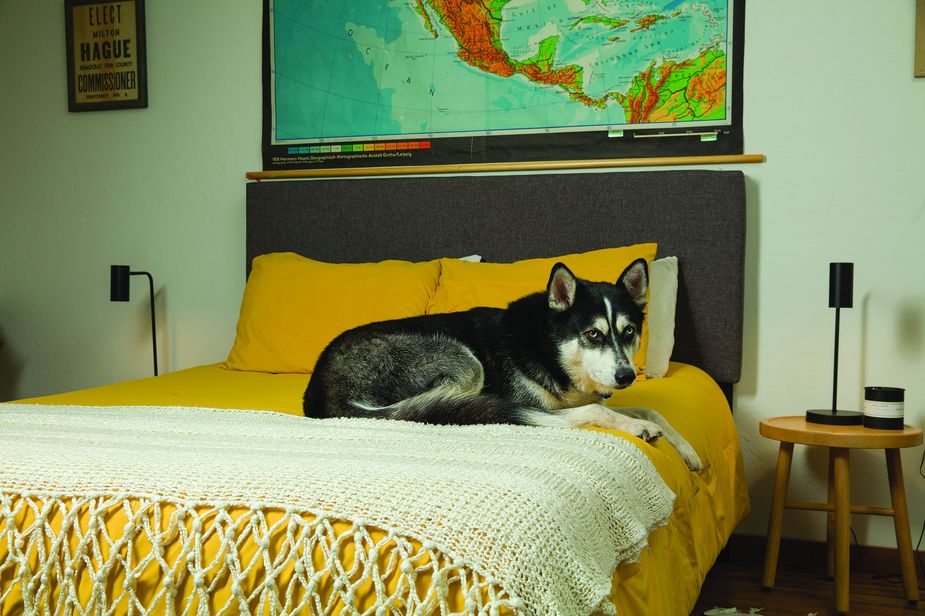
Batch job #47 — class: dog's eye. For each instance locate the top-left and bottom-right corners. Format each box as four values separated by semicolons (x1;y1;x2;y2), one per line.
585;329;601;341
622;325;636;339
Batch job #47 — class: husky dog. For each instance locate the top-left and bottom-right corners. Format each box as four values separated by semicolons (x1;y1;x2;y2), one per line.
303;259;702;471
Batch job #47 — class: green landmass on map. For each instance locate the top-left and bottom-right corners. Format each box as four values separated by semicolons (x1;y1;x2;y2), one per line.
413;0;726;122
630;14;666;32
616;48;727;123
418;0;608;108
517;35;562;74
569;15;630;31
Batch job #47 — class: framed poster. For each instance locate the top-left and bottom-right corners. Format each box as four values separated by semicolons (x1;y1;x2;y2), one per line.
65;0;148;112
262;0;744;172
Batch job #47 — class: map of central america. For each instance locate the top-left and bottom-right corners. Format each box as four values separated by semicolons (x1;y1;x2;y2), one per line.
271;0;731;143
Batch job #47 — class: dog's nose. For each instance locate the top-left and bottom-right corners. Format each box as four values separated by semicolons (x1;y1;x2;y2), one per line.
614;369;636;388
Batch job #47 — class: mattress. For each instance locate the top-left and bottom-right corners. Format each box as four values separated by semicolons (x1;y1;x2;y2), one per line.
5;361;749;615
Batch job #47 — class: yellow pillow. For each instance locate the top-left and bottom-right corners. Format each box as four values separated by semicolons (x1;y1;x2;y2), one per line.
426;244;657;375
224;253;441;374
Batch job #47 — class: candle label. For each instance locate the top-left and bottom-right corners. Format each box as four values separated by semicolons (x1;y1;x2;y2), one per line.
864;400;904;419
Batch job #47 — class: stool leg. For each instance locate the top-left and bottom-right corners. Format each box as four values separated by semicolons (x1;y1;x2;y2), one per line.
827;447;835;579
886;448;919;604
833;447;850;614
762;441;794;589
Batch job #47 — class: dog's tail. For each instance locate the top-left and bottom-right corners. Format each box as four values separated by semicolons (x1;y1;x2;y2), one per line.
349;388;538;426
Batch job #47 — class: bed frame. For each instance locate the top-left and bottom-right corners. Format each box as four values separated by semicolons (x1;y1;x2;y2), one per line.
245;170;746;402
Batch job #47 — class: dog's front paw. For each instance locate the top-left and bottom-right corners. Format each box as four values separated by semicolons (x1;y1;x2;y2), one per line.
627;419;663;443
677;443;704;472
589;407;664;441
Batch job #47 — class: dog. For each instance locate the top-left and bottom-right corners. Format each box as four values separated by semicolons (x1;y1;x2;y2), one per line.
303;259;703;471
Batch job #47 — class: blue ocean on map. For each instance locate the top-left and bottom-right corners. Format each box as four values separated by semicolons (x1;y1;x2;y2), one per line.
271;0;730;143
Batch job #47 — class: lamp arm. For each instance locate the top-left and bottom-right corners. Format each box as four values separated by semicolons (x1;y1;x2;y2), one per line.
832;305;840;412
131;271;158;377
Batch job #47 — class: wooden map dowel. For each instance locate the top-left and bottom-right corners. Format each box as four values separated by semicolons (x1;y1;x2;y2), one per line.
247;153;765;180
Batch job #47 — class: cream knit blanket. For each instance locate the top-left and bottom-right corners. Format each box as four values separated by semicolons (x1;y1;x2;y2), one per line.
0;403;674;615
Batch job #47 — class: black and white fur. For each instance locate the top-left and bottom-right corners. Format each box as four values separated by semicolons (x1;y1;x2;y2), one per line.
303;259;702;471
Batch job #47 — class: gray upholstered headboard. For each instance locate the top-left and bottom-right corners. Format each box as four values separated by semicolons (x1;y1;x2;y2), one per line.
245;170;746;391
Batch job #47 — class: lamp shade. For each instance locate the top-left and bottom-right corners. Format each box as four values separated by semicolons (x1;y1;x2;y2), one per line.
110;265;131;302
828;262;853;308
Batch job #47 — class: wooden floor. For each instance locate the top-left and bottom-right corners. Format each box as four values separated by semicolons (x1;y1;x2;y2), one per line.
691;559;925;616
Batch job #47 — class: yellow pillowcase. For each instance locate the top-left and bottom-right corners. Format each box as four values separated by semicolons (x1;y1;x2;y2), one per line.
426;244;658;375
224;253;441;374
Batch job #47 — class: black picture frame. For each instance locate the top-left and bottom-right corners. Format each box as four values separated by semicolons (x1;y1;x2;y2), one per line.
65;0;148;112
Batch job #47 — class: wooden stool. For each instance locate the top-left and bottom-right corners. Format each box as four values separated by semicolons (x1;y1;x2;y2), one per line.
759;416;922;614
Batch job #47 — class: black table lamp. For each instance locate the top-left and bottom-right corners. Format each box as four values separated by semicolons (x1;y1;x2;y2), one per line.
806;263;862;425
110;265;159;376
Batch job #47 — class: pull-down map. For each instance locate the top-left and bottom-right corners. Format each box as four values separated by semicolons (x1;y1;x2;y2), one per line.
269;0;732;151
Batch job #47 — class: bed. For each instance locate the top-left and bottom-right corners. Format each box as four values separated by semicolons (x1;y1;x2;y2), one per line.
2;169;749;615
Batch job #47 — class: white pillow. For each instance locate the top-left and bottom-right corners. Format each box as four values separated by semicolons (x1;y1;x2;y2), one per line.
645;257;678;378
458;254;482;262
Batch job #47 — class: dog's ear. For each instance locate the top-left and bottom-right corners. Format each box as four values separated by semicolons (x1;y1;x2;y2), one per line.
547;262;578;312
617;258;648;307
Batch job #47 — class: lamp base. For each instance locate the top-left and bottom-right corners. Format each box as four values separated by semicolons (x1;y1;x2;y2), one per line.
805;409;863;426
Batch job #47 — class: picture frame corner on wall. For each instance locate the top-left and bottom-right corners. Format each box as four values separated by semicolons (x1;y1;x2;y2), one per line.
65;0;148;112
916;0;925;78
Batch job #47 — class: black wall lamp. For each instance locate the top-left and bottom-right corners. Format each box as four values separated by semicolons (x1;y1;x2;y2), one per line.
110;265;159;376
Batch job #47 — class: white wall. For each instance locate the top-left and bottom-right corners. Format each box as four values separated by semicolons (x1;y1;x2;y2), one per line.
1;1;924;549
735;1;925;547
0;0;262;395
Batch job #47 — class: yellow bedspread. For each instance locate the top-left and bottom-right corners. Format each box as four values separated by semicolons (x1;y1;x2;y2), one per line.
9;362;748;615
